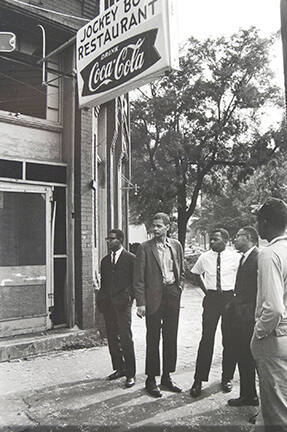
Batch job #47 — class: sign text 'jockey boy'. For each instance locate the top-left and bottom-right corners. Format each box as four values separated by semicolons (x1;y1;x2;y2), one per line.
76;0;178;108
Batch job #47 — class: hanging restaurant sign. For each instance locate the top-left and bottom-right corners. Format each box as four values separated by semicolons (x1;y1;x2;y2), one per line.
76;0;178;108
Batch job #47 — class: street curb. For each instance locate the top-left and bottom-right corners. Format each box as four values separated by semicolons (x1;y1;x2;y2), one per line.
0;328;104;362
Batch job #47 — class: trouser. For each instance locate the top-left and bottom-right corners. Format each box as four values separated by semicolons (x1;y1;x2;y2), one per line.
194;290;236;382
103;299;136;378
145;285;181;377
232;322;257;398
251;333;287;432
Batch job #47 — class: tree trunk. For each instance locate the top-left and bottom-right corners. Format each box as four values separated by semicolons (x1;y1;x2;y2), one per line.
177;182;188;248
178;207;188;248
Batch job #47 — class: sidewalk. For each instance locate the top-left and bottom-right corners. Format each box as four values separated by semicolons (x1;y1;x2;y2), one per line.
0;284;257;431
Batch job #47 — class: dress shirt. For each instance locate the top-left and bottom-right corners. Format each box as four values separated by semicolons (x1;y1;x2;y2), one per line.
111;246;123;264
240;246;256;266
254;236;287;339
156;239;175;285
192;248;240;291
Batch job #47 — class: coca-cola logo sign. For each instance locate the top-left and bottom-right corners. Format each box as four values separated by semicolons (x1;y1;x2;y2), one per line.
76;0;178;107
80;29;160;97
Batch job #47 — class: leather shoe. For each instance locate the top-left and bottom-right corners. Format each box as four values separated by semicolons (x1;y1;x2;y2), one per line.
228;396;259;407
161;377;182;393
145;378;162;398
248;412;259;424
125;377;136;388
190;380;202;398
221;379;232;392
107;370;126;381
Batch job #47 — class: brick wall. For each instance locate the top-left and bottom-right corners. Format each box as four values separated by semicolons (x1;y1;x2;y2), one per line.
74;107;96;330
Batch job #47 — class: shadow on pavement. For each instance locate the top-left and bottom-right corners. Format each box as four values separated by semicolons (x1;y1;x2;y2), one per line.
10;376;254;431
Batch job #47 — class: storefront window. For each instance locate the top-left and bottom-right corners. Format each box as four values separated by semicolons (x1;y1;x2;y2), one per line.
0;59;46;119
0;191;46;266
0;11;61;121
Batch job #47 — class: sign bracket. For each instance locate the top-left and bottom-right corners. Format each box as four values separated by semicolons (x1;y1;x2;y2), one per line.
38;24;47;87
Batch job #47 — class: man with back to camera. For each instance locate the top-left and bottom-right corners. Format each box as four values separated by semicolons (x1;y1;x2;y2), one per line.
133;213;184;397
96;229;136;388
251;197;287;430
190;228;240;398
227;226;259;408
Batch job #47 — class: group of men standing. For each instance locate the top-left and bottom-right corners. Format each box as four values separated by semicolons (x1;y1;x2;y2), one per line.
96;198;287;431
190;225;259;409
97;212;184;395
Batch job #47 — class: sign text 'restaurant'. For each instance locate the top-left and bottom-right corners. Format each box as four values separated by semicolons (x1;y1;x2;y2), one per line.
76;0;178;107
78;1;158;60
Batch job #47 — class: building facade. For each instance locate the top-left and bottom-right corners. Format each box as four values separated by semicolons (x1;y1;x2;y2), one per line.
0;0;131;337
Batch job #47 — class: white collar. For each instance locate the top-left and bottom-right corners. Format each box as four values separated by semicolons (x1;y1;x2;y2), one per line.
111;246;123;258
155;237;170;246
210;248;227;255
268;235;287;246
242;245;256;260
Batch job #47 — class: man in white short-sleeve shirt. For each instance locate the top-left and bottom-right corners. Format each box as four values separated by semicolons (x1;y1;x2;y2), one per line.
190;228;240;398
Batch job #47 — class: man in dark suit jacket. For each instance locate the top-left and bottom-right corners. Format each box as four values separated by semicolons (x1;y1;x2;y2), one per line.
134;213;184;397
227;226;259;407
96;229;136;388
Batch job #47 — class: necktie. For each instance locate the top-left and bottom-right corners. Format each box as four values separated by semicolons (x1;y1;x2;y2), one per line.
235;254;244;295
239;254;245;267
216;252;222;292
112;252;116;270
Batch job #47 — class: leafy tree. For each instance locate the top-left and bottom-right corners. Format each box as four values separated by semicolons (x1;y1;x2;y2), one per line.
194;144;287;238
193;184;256;240
130;28;283;247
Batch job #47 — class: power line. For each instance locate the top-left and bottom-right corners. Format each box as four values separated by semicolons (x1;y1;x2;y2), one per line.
0;54;74;78
0;71;46;95
8;0;90;22
0;87;63;105
0;94;46;104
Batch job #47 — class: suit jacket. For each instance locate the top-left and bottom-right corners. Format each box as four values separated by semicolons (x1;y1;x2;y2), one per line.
96;249;135;312
231;247;259;325
133;237;184;315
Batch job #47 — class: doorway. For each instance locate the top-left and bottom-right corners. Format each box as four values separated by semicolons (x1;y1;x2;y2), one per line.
0;183;53;336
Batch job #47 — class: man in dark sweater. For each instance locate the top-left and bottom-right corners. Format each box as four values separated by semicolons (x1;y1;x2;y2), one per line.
96;229;136;388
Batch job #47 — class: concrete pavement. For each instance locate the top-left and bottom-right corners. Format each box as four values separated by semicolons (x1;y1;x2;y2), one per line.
0;284;258;431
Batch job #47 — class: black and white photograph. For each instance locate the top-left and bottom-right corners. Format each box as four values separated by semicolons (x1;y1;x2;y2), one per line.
0;0;287;430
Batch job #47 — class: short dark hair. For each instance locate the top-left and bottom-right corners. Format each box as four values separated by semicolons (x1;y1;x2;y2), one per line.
109;229;124;243
242;226;259;244
210;228;229;243
257;197;287;230
152;212;170;226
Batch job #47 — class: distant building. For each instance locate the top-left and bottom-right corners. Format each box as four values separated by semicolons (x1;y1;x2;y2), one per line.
0;0;131;337
129;224;148;244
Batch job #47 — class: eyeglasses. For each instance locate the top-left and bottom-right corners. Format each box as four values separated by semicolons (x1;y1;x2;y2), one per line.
105;236;117;241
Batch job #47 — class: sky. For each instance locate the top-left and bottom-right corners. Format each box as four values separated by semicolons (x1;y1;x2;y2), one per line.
177;0;281;41
176;0;284;88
